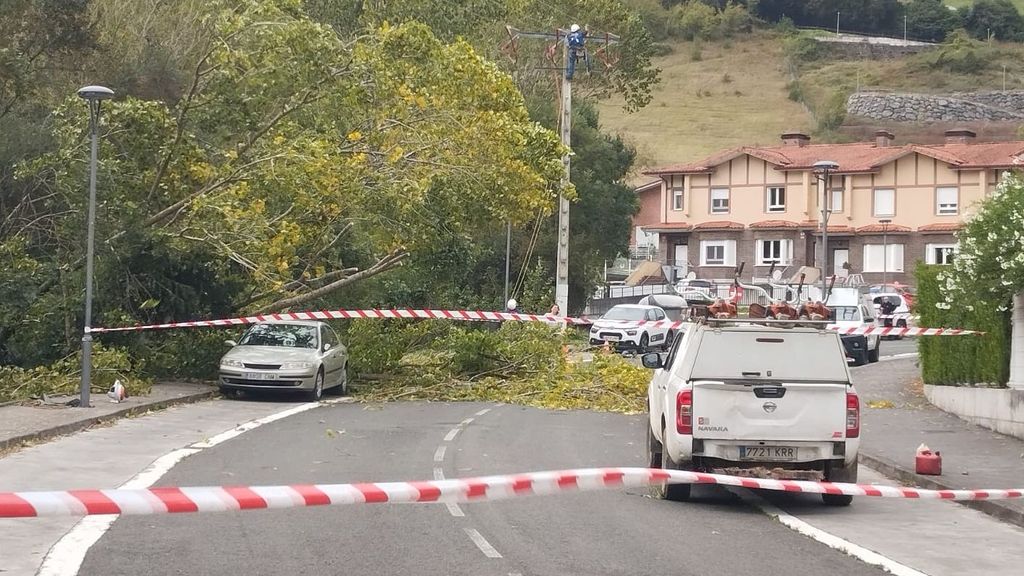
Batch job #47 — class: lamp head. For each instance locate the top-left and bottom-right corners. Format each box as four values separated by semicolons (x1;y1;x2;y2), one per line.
812;160;839;173
77;85;115;101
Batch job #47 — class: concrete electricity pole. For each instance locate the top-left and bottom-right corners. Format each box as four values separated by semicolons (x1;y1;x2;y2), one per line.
500;25;619;314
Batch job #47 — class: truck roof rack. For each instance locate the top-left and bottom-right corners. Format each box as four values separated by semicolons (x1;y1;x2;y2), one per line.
701;317;833;330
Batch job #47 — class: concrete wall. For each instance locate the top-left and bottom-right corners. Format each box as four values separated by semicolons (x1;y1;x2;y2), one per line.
925;385;1024;441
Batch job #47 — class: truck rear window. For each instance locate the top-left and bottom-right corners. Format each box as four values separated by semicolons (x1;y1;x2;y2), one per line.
691;330;850;382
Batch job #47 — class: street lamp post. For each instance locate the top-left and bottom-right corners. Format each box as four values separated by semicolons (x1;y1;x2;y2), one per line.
836;12;841;36
503;222;511;307
813;161;839;302
879;218;891;287
77;85;115;408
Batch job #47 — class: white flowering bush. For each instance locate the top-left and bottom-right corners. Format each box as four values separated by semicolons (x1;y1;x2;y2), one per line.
918;171;1020;386
936;172;1024;311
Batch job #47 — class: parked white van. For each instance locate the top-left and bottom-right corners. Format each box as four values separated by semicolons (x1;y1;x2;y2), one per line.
826;288;880;366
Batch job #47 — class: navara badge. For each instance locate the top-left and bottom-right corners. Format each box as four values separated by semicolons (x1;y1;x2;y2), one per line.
762;401;777;413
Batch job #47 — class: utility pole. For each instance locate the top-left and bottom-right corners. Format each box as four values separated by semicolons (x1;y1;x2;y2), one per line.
500;26;619;314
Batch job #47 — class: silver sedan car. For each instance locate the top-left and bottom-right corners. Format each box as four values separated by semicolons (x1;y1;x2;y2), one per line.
218;321;348;400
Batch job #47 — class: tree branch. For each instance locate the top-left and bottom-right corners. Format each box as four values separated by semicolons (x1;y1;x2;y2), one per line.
265;248;409;311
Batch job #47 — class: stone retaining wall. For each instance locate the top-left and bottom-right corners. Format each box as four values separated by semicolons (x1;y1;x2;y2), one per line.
847;91;1024;122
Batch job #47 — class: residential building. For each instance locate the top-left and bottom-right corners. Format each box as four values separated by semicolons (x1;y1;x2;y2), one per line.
635;129;1023;286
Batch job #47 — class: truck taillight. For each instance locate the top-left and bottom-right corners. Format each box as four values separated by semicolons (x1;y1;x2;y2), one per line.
846;392;860;438
676;390;693;435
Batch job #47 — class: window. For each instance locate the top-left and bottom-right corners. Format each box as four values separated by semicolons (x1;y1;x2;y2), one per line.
672;187;684;211
700;240;736;266
654;308;666;321
863;244;904;272
710;188;730;214
830;189;844;213
766;187;786;213
935;187;958;215
926;243;957;265
873;189;895;216
756;239;793;266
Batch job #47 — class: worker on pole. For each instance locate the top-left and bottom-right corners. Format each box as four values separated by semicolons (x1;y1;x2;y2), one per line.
566;24;590;80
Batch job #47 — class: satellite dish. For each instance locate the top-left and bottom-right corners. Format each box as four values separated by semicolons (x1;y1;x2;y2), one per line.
771;270;783;281
685;271;697;280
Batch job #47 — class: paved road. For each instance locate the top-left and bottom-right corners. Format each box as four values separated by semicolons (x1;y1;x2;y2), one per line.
78;402;886;576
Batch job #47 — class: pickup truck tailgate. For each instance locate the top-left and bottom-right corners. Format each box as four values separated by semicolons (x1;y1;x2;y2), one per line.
692;380;848;441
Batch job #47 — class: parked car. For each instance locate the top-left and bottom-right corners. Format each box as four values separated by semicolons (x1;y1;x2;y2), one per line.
589;304;672;352
643;320;860;506
219;321;348;400
872;292;914;340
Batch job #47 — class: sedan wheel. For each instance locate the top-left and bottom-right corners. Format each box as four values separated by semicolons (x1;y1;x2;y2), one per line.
308;369;324;402
639;333;650;353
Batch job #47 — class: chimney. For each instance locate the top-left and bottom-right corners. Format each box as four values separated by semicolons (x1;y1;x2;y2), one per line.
781;132;811;147
944;129;977;144
874;130;895;147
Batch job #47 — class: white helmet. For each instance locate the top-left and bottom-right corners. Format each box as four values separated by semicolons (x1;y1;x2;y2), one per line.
507;298;518;310
570;24;580;33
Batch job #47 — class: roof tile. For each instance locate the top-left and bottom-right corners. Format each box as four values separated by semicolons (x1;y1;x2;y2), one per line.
693;220;744;230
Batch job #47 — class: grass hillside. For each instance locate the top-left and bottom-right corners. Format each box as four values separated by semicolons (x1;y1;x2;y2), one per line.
944;0;1024;10
600;29;1024;182
597;33;814;179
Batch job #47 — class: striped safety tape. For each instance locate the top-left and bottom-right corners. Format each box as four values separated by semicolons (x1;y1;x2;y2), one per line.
2;468;1020;518
89;308;981;336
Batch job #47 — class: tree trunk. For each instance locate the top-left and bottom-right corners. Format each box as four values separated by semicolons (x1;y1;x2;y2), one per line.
1010;291;1024;389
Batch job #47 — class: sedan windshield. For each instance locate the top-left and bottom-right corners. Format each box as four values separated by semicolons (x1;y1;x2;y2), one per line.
239;324;318;349
602;307;647;321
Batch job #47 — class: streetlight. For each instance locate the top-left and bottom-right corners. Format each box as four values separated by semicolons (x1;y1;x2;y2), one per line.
836;11;841;36
879;218;892;288
503;222;511;308
77;85;115;408
813;160;839;302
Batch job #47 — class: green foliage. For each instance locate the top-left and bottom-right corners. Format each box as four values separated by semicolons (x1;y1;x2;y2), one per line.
916;265;1010;386
669;1;754;41
0;344;152;403
356;322;650;414
783;35;826;63
966;0;1024;42
816;89;849;132
754;0;906;37
920;29;993;74
906;0;965;42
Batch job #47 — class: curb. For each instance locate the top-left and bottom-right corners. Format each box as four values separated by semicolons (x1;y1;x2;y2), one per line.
0;388;220;454
859;451;1024;530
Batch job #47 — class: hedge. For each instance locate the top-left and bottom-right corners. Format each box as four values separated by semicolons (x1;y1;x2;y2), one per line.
916;264;1010;386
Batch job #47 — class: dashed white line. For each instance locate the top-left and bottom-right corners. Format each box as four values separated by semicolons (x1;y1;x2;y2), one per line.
434;445;447;462
475;408;492;416
464;528;503;558
444;428;461;442
433;467;465;517
460;417;475;427
736;490;927;576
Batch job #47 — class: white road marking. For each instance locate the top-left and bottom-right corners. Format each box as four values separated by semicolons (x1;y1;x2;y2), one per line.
433;445;447;462
433;467;465;517
475;408;492;416
460;417;475;426
35;398;350;576
464;528;503;558
735;490;928;576
444;428;461;442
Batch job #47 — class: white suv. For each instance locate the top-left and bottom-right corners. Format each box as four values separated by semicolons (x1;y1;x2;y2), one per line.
588;304;673;352
643;320;860;506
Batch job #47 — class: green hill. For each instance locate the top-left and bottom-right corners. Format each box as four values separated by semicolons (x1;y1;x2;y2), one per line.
598;29;1024;181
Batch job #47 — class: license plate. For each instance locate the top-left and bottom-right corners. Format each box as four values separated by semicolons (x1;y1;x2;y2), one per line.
244;372;277;380
603;335;621;342
739;446;796;461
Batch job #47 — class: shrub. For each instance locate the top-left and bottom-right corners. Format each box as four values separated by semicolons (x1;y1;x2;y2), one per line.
916;265;1010;385
672;1;718;40
816;89;849;132
0;344;152;402
783;35;825;63
921;29;992;74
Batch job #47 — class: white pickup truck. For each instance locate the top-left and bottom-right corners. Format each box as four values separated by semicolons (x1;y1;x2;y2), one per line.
643;320;861;506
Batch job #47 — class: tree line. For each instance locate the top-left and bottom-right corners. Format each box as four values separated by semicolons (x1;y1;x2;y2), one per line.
0;0;656;382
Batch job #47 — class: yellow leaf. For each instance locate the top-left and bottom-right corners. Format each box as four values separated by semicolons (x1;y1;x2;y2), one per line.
347;131;362;141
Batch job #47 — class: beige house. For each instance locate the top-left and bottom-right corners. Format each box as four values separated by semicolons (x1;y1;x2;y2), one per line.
638;129;1024;285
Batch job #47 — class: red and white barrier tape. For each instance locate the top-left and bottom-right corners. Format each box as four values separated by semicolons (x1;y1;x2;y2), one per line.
2;467;1020;518
89;308;980;336
89;309;586;333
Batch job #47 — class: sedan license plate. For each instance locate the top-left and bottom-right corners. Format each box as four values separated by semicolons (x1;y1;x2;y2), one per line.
739;446;796;461
603;335;621;342
244;372;277;380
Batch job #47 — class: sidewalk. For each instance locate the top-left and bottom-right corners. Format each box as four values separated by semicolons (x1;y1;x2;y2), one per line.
854;356;1024;528
0;381;218;453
